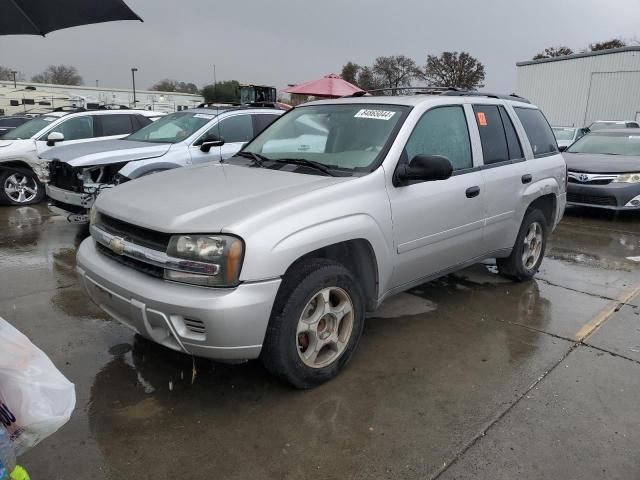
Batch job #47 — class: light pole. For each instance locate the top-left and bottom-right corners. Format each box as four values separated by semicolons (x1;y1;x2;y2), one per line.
11;71;17;88
131;68;138;107
95;80;99;87
213;65;217;101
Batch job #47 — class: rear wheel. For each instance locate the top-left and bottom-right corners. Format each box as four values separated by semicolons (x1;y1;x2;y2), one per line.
497;209;548;281
260;259;365;389
0;167;44;206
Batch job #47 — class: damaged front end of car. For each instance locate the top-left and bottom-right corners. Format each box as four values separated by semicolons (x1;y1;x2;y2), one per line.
46;160;128;223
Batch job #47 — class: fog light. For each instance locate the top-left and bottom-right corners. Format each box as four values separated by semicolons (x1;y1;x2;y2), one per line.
625;195;640;207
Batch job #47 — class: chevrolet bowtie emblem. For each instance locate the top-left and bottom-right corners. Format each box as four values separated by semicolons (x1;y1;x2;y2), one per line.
109;237;125;255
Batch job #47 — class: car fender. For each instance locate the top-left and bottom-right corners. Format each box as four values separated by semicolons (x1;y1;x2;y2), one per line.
520;175;562;223
240;212;394;299
117;149;190;179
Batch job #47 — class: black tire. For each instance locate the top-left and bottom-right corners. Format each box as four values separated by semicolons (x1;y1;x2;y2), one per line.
497;209;548;281
260;258;365;389
0;167;45;206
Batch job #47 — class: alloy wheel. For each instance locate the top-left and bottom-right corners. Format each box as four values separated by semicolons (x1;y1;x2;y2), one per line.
4;173;38;204
296;287;355;369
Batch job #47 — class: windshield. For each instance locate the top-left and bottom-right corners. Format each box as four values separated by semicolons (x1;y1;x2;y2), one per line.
2;116;57;140
552;127;576;141
125;112;215;143
567;133;640;156
241;104;409;172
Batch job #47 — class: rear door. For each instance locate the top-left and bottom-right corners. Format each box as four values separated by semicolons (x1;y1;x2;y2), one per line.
472;104;530;253
387;104;486;289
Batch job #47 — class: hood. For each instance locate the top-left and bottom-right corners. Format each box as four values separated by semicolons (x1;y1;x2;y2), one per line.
41;139;171;167
97;163;350;233
0;139;36;158
563;153;640;174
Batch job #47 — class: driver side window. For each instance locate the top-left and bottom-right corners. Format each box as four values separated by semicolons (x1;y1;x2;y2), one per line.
45;116;95;141
405;106;472;171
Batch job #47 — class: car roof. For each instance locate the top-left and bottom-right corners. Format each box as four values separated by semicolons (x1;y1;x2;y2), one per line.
592;120;636;124
181;106;284;115
304;94;534;109
590;128;640;135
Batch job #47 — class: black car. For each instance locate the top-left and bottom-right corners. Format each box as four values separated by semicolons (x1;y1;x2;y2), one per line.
0;115;32;137
564;129;640;210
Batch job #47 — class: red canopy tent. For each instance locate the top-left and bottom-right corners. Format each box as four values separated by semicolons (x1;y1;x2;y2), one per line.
283;74;363;98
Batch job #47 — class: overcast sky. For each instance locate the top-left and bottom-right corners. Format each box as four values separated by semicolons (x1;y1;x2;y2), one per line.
1;0;639;94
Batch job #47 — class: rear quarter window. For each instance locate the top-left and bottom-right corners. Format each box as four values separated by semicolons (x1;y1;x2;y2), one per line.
514;108;558;158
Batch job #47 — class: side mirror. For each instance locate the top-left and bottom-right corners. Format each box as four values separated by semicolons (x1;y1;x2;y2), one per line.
46;131;64;147
396;154;453;185
200;138;225;153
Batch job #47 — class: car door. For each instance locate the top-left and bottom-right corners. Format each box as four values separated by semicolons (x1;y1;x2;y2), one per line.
387;104;486;289
472;104;531;254
35;115;97;154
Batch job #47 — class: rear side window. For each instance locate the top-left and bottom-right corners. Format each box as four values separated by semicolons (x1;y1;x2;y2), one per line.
498;106;524;160
473;105;509;164
99;115;134;136
405;106;472;171
514;108;558;157
218;114;254;143
253;114;280;134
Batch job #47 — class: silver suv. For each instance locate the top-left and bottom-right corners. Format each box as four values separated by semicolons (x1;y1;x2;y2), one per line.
77;92;567;388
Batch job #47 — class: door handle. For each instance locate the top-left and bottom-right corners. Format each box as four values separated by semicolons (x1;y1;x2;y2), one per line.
521;174;532;184
465;186;480;198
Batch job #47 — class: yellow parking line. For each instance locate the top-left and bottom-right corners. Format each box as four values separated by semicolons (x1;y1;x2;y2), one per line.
574;282;640;342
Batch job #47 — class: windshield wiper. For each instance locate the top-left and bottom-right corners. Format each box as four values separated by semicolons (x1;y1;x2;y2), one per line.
234;151;270;167
273;158;336;176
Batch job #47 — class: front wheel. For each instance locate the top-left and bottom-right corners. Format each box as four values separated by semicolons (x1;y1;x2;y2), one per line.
497;209;548;281
260;259;365;389
0;167;45;206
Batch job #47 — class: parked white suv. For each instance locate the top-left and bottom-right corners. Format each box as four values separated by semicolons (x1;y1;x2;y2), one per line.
0;109;162;205
77;92;567;388
44;106;283;221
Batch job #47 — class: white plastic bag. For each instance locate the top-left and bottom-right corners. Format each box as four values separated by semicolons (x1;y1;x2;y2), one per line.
0;317;76;456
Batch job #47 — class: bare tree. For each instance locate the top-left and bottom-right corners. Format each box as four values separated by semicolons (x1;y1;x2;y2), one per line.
340;62;361;86
533;46;574;60
176;81;199;94
373;55;420;90
150;79;178;92
151;79;199;94
589;38;626;51
423;51;485;90
0;66;25;82
356;66;384;92
31;65;83;85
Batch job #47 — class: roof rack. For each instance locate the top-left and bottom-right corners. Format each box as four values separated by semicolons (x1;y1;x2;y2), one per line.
345;86;530;104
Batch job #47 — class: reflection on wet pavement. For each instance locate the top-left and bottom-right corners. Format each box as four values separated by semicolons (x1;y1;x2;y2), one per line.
0;203;639;479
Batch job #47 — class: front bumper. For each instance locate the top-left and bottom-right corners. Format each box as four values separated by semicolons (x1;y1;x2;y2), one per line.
567;182;640;210
46;184;93;221
76;238;281;360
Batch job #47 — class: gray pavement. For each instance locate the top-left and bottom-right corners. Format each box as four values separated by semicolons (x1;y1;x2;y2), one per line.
0;204;639;479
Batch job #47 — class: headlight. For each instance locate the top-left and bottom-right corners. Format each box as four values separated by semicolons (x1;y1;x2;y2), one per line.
164;234;244;287
614;173;640;183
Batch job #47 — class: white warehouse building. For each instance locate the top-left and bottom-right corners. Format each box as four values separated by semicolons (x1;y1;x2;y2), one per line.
516;46;640;127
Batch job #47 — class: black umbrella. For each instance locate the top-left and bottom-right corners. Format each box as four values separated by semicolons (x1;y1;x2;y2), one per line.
0;0;142;36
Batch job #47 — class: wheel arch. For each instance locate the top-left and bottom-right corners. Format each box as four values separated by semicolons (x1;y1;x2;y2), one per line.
281;239;380;312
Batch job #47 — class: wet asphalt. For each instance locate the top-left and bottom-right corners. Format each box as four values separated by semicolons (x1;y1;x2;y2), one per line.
0;204;639;479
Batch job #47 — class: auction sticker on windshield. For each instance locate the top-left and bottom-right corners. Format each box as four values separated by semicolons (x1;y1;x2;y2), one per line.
354;109;396;121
